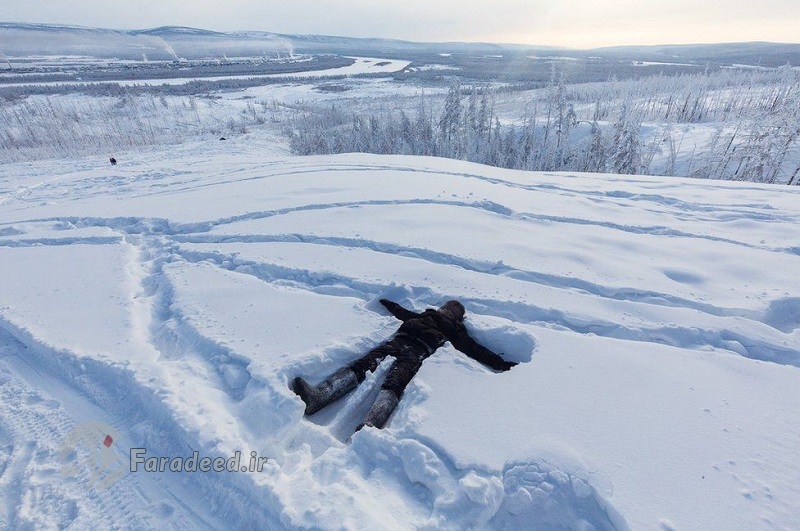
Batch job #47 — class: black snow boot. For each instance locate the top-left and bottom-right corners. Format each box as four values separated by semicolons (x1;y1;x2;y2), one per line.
292;368;358;415
357;389;400;431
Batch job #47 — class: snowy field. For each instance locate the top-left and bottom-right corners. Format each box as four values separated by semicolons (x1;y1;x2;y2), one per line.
1;134;800;530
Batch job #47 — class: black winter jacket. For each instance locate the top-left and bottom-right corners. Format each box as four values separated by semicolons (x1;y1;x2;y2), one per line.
380;299;516;372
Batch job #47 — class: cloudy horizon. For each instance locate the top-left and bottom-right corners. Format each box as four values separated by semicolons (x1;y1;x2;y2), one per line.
4;0;800;49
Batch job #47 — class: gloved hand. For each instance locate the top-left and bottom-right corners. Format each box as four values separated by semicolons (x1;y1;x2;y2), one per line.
494;360;519;372
496;359;518;372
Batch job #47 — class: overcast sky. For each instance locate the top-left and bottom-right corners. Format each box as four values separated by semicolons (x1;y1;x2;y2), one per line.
5;0;800;49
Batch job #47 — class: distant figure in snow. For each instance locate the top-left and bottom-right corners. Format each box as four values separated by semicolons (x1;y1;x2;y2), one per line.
292;299;517;431
109;157;117;165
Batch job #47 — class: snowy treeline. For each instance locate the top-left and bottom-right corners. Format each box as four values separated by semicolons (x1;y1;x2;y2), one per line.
0;93;283;162
287;68;800;184
3;64;799;183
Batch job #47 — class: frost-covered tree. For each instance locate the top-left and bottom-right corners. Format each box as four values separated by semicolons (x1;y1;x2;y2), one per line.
399;110;414;155
275;68;800;184
414;97;435;156
438;80;463;158
583;121;607;173
611;104;642;175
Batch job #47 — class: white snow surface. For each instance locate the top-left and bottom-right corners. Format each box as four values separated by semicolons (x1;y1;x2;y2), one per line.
1;136;800;530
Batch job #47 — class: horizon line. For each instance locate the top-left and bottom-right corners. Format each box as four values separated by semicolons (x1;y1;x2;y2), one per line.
3;20;800;52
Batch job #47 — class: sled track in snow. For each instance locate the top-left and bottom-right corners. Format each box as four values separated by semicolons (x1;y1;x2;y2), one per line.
0;328;229;529
0;319;286;529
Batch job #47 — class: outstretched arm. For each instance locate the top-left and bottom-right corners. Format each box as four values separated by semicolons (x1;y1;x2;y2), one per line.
448;324;517;372
379;299;421;322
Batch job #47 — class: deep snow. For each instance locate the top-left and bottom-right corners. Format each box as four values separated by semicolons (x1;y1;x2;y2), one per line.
1;136;799;530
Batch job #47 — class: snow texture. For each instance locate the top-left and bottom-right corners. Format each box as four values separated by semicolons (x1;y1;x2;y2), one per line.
1;137;800;530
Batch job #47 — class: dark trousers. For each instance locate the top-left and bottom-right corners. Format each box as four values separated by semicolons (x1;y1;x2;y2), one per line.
348;336;428;396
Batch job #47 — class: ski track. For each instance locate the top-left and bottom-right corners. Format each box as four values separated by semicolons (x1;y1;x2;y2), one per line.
8;191;796;255
169;241;798;368
8;211;792;367
0;318;286;530
9;205;792;367
0;331;200;530
2;157;799;529
123;160;796;223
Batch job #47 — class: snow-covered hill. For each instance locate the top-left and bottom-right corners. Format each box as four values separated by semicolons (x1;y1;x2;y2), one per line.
0;23;292;60
4;22;800;65
1;137;799;529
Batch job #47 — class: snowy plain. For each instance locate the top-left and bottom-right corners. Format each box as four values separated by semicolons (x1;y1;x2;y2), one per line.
1;131;799;530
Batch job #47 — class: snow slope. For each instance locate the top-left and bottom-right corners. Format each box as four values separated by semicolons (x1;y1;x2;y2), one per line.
1;136;799;530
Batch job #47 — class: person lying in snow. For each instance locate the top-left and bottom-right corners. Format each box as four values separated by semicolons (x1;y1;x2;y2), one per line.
292;299;517;431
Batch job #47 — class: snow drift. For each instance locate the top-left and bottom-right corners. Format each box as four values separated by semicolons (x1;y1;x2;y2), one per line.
1;138;799;529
